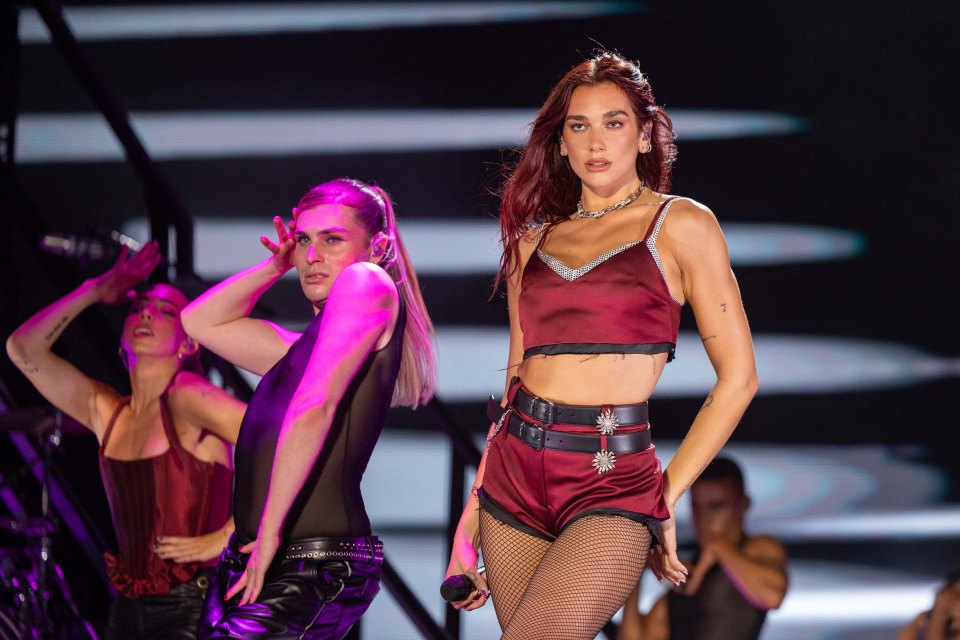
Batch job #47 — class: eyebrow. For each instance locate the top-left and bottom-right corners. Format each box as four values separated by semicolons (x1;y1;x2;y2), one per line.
295;226;350;234
565;110;631;122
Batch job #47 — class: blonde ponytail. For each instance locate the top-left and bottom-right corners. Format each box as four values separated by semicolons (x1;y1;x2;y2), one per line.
370;186;437;408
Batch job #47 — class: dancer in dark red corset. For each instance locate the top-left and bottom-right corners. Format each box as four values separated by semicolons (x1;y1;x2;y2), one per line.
446;51;759;640
7;243;245;640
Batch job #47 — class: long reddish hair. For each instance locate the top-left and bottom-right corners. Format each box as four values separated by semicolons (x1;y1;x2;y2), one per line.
495;51;677;290
295;178;437;408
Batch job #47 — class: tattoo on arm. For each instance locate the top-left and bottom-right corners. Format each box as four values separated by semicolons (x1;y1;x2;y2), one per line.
16;358;39;374
701;334;717;343
44;315;70;341
702;394;714;409
720;303;728;313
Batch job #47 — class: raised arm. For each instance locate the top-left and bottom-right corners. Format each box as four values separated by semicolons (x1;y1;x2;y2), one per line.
181;217;301;375
167;370;247;444
5;243;160;436
653;200;759;580
702;535;788;610
922;584;960;640
225;262;399;604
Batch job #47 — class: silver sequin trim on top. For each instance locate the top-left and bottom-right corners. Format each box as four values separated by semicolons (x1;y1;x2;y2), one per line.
644;198;680;282
537;240;641;282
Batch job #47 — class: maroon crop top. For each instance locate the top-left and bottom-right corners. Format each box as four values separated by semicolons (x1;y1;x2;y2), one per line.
519;197;683;361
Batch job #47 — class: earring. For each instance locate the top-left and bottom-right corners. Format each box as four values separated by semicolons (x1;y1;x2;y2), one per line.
641;144;652;154
118;346;129;370
560;149;567;157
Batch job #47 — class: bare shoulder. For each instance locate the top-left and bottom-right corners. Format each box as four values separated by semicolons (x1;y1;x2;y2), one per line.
166;371;230;408
744;535;788;563
91;380;124;431
331;262;397;307
518;225;540;259
662;197;721;238
660;197;729;270
520;225;540;245
167;370;217;396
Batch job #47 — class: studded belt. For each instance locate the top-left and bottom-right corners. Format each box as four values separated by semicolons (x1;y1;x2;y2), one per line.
511;386;649;427
282;536;383;563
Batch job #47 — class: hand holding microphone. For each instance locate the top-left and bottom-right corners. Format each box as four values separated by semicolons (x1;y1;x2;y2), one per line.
441;567;488;607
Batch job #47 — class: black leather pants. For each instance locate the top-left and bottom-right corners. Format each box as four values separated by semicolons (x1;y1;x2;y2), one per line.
199;535;382;640
104;568;213;640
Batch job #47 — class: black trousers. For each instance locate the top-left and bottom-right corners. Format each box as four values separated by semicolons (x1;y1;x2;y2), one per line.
104;569;213;640
199;536;382;640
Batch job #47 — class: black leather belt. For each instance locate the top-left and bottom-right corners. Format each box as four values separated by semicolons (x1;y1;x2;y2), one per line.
511;386;649;427
283;536;383;563
506;414;651;453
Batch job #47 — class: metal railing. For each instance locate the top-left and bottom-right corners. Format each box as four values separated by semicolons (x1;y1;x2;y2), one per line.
6;3;622;637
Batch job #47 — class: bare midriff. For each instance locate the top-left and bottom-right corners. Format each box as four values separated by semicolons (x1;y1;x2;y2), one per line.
516;351;668;406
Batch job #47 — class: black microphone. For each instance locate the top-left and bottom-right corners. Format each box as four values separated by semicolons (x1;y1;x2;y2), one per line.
440;566;486;602
440;574;476;602
39;230;142;262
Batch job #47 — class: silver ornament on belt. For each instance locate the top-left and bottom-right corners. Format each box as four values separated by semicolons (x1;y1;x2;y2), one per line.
592;450;617;474
596;408;620;435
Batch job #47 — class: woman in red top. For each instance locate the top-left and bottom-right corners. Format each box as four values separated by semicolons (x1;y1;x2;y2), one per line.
6;242;246;640
446;51;759;639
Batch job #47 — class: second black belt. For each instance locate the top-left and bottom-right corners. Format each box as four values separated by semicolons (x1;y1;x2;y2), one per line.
507;414;651;453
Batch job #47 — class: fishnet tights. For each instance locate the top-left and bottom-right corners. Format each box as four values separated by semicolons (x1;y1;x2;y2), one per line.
479;509;652;640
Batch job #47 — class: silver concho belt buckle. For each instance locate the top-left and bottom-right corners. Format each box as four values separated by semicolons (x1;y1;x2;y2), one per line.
593;406;619;474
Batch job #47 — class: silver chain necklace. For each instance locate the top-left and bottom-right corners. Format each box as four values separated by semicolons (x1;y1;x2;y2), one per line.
575;183;646;219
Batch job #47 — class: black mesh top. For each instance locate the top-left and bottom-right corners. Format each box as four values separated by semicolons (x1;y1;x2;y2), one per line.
233;298;405;541
667;548;767;640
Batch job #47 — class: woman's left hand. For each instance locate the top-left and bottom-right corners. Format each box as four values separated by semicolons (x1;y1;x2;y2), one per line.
224;531;282;605
648;505;688;587
91;240;161;304
154;528;229;564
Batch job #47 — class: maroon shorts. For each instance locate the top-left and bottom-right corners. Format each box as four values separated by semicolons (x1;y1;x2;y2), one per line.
479;383;669;543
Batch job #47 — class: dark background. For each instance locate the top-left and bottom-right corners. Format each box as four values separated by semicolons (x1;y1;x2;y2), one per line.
1;0;958;634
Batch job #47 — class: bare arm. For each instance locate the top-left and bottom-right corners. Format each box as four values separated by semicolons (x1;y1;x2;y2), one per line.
225;263;398;604
651;201;759;582
5;243;160;436
662;201;757;499
167;371;247;444
708;535;788;610
181;217;301;376
445;232;537;611
894;613;926;640
155;516;235;564
924;585;960;640
618;585;669;640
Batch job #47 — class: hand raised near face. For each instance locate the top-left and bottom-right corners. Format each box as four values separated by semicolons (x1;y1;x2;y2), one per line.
259;212;297;275
92;240;162;304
